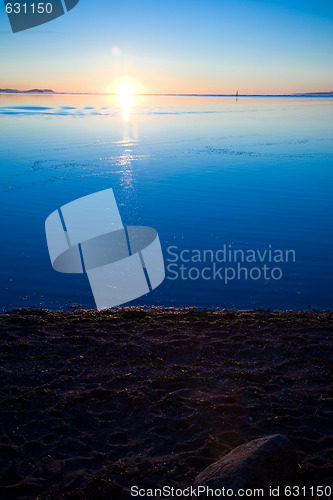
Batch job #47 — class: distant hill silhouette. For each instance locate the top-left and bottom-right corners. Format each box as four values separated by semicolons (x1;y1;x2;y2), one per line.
293;91;333;96
0;88;332;96
0;88;55;94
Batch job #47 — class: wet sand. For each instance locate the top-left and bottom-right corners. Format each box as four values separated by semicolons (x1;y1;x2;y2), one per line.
0;308;332;499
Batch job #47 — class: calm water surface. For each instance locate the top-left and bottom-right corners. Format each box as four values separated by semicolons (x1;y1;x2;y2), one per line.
0;94;332;310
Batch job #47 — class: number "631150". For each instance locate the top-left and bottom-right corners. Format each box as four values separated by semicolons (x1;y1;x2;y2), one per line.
5;3;53;14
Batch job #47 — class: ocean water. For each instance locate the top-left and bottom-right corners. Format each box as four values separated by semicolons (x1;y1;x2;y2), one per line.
0;94;332;311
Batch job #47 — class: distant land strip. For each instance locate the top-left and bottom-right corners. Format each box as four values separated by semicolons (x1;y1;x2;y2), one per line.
0;88;333;97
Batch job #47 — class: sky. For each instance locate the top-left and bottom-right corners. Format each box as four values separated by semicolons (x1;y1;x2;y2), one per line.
0;0;333;94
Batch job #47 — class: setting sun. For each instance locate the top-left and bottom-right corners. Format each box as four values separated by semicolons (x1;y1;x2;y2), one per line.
116;80;136;96
115;80;136;121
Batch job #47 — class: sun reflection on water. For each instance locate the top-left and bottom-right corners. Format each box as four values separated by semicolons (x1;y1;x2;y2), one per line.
118;94;134;121
116;81;136;121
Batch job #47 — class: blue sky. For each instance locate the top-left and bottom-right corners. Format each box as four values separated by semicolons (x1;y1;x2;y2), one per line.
1;0;333;93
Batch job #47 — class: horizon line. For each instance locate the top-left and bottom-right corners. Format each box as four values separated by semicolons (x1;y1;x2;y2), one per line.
1;89;333;97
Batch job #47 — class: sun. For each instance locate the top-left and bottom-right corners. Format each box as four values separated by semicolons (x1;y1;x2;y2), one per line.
115;80;137;121
116;80;136;96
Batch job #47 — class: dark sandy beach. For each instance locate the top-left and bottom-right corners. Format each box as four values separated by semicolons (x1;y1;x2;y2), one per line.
0;308;332;499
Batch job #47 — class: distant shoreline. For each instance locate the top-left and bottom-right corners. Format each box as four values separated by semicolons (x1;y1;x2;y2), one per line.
1;88;333;97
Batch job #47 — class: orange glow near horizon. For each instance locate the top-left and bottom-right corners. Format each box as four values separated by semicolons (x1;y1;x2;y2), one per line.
4;73;331;97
